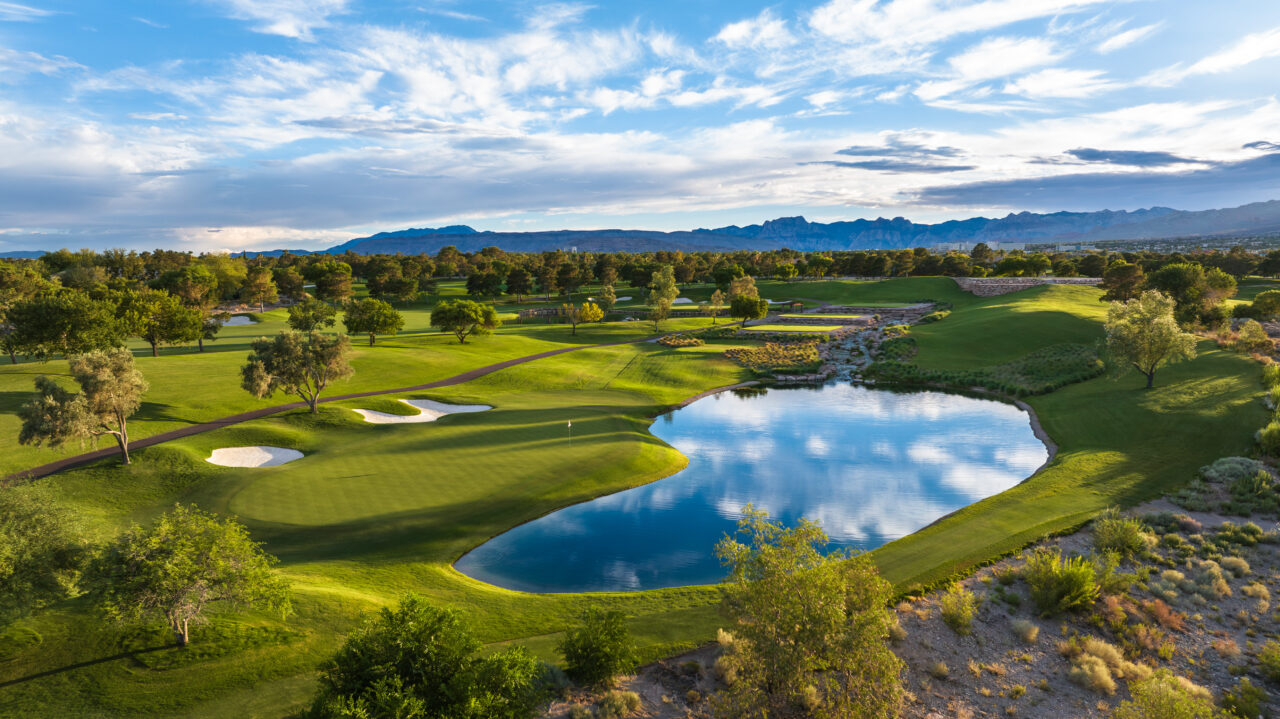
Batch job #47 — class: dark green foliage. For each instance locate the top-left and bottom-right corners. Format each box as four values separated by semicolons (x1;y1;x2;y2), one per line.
0;490;85;624
1093;509;1151;557
1022;547;1099;616
878;335;917;361
1258;641;1280;683
242;331;354;412
1220;677;1268;718
7;289;123;360
288;296;338;332
558;608;636;688
309;595;542;719
430;298;501;343
342;298;405;345
868;343;1104;396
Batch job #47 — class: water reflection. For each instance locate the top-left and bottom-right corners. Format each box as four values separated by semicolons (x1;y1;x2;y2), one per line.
454;383;1047;593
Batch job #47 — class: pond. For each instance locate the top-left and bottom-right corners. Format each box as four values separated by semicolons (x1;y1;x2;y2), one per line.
454;383;1049;593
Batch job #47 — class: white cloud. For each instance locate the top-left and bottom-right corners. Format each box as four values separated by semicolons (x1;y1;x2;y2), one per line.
207;0;349;40
1144;26;1280;86
0;1;51;22
1003;68;1118;98
1096;22;1161;54
0;48;80;80
714;10;794;50
949;36;1060;81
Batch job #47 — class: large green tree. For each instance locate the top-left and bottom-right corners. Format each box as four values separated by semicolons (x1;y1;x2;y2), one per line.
342;298;404;346
430;299;501;343
646;265;679;331
156;265;222;351
308;595;542;719
288;296;338;332
0;264;52;363
85;505;290;646
7;290;123;361
241;332;354;413
117;288;203;357
1143;262;1236;325
242;266;279;312
0;491;85;624
730;294;769;325
18;347;148;464
713;507;904;718
1099;262;1145;302
1105;290;1198;389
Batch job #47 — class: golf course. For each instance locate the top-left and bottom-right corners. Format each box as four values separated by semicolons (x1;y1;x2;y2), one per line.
0;275;1267;717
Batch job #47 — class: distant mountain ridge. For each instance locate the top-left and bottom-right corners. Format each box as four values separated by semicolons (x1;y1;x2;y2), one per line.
325;200;1280;255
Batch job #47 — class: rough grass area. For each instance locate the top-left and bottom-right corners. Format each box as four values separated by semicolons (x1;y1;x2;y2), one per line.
724;342;821;375
743;323;843;332
868;343;1105;396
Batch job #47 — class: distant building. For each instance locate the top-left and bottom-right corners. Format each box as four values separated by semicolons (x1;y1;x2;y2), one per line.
931;241;1026;252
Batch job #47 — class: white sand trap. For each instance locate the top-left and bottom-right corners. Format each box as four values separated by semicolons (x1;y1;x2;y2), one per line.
673;297;693;304
352;399;492;425
221;315;255;326
616;296;632;301
207;446;303;467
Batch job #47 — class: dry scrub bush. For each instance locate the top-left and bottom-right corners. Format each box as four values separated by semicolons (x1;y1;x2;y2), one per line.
1111;671;1216;719
1259;640;1280;683
1212;638;1241;658
927;662;949;680
1093;510;1155;557
1220;556;1250;578
1023;548;1100;616
596;690;641;719
1062;637;1151;695
1011;619;1039;644
940;586;978;635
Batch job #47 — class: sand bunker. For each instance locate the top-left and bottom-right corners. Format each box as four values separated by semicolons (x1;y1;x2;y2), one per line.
672;297;693;304
207;446;303;467
615;296;632;301
221;315;254;326
352;399;492;424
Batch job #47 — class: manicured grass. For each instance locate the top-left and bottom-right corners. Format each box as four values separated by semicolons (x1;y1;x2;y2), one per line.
0;275;1266;717
744;324;843;332
779;313;864;319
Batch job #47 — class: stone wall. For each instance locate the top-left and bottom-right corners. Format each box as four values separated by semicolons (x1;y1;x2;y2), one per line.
952;277;1101;297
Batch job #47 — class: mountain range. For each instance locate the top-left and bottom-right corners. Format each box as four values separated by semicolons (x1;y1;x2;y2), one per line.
312;200;1280;256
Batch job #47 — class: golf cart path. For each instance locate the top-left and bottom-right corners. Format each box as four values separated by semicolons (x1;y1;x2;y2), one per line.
7;334;669;482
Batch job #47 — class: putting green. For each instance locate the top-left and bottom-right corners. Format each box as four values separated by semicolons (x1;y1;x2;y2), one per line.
744;324;843;332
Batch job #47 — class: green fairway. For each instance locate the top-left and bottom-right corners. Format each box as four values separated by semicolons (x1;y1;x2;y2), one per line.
778;313;864;319
0;276;1266;718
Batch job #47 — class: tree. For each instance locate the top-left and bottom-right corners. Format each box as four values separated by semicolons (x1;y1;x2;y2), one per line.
343;298;404;346
117;288;203;357
647;266;679;331
18;347;148;464
315;266;354;305
273;266;305;300
1111;670;1218;719
1078;253;1108;277
1253;289;1280;320
556;262;583;299
1233;320;1273;354
308;595;542;719
505;267;532;303
242;332;354;413
1100;261;1145;302
776;263;799;281
288;295;338;332
0;491;85;624
0;263;51;363
242;266;279;312
466;271;505;301
7;290;123;361
713;507;904;718
562;302;603;336
157;265;221;351
1105;291;1198;389
430;299;501;344
85;505;289;646
731;294;769;325
385;276;420;305
558;608;636;688
598;284;617;313
1143;262;1236;325
709;289;726;324
728;275;758;299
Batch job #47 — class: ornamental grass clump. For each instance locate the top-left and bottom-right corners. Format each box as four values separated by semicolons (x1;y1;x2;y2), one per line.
1023;548;1100;617
1093;509;1154;557
939;586;979;635
724;342;821;375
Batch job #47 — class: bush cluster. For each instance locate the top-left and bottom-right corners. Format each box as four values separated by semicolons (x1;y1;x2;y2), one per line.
1092;509;1154;557
557;608;637;688
877;335;917;361
915;309;950;324
1022;548;1100;616
656;335;704;347
724;342;821;375
737;331;832;343
867;343;1104;397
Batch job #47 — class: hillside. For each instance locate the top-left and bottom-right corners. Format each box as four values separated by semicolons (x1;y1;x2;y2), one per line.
313;200;1280;256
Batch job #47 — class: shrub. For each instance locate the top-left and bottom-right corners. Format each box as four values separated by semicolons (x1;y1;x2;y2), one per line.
1064;637;1151;695
657;335;704;347
866;342;1103;397
1093;510;1153;557
596;690;641;719
1011;619;1039;644
1111;671;1216;719
1201;457;1270;484
1068;654;1116;695
1221;677;1268;719
1233;320;1274;354
940;586;979;635
558;608;637;688
1258;421;1280;456
1258;640;1280;682
1220;556;1251;578
1023;548;1100;616
927;661;950;679
1265;363;1280;389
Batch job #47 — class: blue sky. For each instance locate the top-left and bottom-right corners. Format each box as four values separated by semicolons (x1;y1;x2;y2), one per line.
2;0;1279;251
